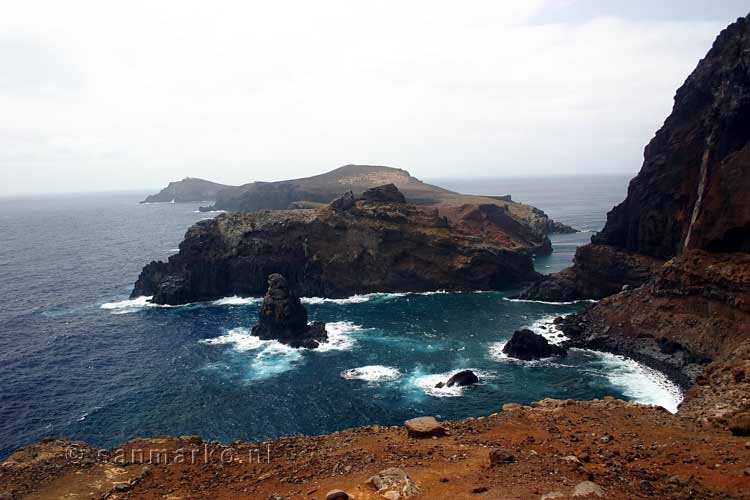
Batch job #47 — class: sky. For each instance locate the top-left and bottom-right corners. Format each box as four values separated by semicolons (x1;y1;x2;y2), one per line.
0;1;747;195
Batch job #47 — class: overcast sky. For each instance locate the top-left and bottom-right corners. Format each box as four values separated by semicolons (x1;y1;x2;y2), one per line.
0;1;747;195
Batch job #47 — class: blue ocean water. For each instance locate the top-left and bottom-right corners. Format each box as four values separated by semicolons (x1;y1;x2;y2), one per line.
0;176;680;460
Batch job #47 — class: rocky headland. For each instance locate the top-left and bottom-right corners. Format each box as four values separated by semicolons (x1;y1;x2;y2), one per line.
131;184;541;305
140;177;230;204
520;15;750;431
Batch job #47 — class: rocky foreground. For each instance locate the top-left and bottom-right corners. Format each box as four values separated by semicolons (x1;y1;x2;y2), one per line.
132;185;541;304
2;398;749;500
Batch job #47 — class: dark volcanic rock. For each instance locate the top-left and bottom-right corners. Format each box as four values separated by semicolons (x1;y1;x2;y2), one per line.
518;244;664;301
251;274;328;349
131;185;539;305
360;183;406;204
502;329;567;360
593;16;750;257
435;370;479;388
446;369;479;387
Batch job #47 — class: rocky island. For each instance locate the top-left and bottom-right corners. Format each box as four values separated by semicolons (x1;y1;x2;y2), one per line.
131;184;541;304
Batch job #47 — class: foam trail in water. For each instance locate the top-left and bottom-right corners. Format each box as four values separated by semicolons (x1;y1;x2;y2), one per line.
587;351;683;413
100;296;162;314
201;328;303;380
314;321;363;352
341;365;401;382
212;296;262;306
503;298;598;305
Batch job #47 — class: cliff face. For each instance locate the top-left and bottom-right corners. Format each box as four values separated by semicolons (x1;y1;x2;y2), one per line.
594;16;750;257
522;16;750;429
521;15;750;301
132;186;539;304
140;178;230;203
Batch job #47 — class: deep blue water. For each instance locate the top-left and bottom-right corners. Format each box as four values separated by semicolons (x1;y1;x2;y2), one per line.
0;176;681;459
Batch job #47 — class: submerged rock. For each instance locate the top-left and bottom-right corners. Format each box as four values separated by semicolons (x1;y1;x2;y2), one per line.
502;329;567;360
251;274;328;349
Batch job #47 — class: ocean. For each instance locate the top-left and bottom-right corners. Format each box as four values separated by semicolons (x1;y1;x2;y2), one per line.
0;175;682;459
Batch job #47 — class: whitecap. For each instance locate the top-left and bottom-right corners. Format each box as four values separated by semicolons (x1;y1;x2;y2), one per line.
193;209;226;214
488;341;508;361
201;328;303;380
412;368;491;398
313;321;363;352
302;295;373;305
211;296;262;306
100;296;163;314
341;365;401;382
503;297;598;305
585;350;684;413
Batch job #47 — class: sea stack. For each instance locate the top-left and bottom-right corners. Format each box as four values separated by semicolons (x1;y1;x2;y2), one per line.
502;329;567;360
251;274;328;349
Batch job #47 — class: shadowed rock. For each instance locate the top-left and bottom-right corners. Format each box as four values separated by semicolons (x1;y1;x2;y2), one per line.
435;369;479;388
251;274;327;349
502;329;567;360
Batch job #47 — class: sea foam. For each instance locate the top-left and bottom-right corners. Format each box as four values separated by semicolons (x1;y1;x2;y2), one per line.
341;365;401;382
411;368;492;398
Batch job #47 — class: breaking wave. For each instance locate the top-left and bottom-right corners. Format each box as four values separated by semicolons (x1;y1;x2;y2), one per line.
411;368;492;398
341;365;401;382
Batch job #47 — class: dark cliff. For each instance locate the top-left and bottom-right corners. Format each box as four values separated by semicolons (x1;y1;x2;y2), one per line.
141;177;230;204
132;185;539;304
520;14;750;301
594;16;750;257
521;15;750;429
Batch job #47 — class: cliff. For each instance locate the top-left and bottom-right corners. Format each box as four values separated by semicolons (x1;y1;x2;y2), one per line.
131;185;540;304
140;177;230;204
520;15;750;430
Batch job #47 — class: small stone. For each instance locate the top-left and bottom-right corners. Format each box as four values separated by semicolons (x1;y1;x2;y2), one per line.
112;482;131;492
562;455;581;465
382;492;400;500
573;481;604;497
540;492;566;500
326;490;350;500
404;417;446;438
489;448;515;466
367;475;385;490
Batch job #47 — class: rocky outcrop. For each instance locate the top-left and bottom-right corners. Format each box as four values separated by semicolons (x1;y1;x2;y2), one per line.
131;185;539;304
517;244;664;301
593;16;750;258
435;370;479;388
502;329;567;360
251;274;328;349
141;177;230;203
516;16;750;430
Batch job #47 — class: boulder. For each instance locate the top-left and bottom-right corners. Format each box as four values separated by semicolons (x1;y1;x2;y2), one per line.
330;191;356;211
729;413;750;436
502;329;567;360
572;481;604;497
366;468;419;497
489;448;515;466
251;274;328;348
360;183;406;204
445;370;479;387
326;490;350;500
404;417;445;438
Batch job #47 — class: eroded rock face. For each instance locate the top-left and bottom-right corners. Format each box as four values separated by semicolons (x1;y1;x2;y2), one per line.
131;185;539;304
502;329;566;360
251;274;328;349
594;17;750;257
